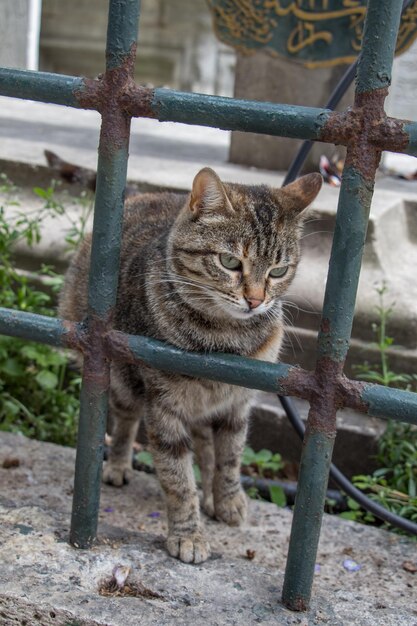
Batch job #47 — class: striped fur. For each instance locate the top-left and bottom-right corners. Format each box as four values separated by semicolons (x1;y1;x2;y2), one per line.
59;168;322;564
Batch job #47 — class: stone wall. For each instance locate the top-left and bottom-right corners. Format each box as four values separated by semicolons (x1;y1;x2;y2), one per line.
39;0;235;95
229;51;353;171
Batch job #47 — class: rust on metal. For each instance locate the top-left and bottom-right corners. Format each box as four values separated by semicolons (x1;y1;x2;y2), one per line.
320;86;411;180
338;375;369;414
289;597;309;613
62;316;112;386
121;84;156;119
82;315;112;386
73;42;139;154
306;357;343;436
320;318;331;334
319;107;362;147
62;319;88;352
104;329;137;364
369;115;409;153
343;88;386;180
280;366;315;402
73;76;103;112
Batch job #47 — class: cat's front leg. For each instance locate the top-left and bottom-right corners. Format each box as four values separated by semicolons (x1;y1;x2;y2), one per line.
147;403;210;564
212;408;249;526
103;386;143;487
191;424;215;518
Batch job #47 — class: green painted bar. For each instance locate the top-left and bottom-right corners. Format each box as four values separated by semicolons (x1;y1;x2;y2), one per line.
69;0;140;549
86;150;131;318
363;384;417;425
106;0;141;69
0;308;65;347
152;88;331;139
355;0;403;93
1;307;417;423
283;0;403;611
2;65;417;163
70;356;109;549
123;332;293;393
0;68;84;107
405;121;417;157
317;166;374;362
282;430;335;611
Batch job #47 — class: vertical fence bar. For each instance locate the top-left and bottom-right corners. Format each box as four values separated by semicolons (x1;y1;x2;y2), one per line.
282;0;403;610
69;0;140;548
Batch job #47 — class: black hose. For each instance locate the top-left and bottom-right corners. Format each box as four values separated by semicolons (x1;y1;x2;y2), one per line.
279;396;417;535
280;0;417;535
240;474;345;509
283;0;413;186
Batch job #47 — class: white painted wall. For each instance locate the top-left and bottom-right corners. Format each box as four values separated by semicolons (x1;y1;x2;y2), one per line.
0;0;41;70
383;40;417;175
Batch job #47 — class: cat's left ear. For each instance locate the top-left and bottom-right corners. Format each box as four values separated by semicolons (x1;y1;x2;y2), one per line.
189;167;234;219
280;173;323;217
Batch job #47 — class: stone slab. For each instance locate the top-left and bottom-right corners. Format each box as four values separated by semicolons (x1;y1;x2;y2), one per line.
0;432;416;626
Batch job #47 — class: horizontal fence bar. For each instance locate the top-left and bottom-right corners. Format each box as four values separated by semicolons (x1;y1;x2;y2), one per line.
150;88;331;140
0;308;69;347
2;67;417;156
1;307;416;425
106;330;293;393
0;68;85;108
404;121;417;156
361;383;417;425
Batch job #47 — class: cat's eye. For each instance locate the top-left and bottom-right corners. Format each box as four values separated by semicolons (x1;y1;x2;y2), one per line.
269;266;288;278
219;254;242;271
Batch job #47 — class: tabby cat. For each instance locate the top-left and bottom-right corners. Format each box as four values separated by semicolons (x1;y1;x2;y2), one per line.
59;167;322;564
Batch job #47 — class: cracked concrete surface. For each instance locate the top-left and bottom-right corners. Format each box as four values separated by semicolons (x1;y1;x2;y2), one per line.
0;432;416;626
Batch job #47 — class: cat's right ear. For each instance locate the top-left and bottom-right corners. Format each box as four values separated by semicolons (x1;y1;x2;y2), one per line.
189;168;234;220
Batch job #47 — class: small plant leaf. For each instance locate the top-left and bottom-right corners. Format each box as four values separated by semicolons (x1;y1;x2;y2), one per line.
35;370;58;390
135;450;154;468
269;484;287;507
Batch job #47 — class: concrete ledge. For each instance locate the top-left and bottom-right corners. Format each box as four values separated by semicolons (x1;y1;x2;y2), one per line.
0;432;416;625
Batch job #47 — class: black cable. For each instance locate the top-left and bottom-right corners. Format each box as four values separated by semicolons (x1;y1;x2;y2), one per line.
279;396;417;536
283;0;414;186
279;0;417;535
283;61;357;185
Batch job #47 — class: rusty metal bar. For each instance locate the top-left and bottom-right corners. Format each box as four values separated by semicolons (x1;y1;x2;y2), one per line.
2;66;417;156
282;0;404;611
0;68;85;107
0;0;416;614
2;307;417;427
69;0;140;549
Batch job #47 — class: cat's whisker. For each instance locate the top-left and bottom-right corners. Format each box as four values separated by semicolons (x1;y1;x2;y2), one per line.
282;294;318;315
302;217;323;227
282;329;300;358
300;230;332;240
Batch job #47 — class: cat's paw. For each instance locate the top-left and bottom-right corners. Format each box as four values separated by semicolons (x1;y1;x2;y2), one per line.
166;532;211;564
102;462;132;487
214;489;247;526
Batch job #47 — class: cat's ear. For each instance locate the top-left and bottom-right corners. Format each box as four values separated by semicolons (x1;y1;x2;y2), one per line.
280;173;323;217
189;168;234;219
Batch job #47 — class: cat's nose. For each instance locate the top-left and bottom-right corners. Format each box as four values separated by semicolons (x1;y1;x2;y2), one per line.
246;297;263;309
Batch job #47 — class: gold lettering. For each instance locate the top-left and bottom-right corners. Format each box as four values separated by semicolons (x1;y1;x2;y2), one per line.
287;20;332;53
208;0;417;66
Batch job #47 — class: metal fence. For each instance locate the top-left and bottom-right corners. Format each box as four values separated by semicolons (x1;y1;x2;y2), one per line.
1;0;417;613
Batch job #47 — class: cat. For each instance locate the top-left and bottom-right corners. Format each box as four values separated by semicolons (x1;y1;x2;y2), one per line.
59;167;322;564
